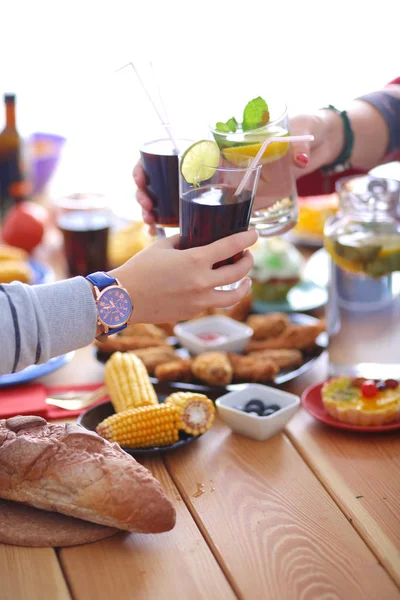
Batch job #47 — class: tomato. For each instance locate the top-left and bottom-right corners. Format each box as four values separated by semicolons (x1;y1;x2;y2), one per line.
1;201;48;253
361;380;378;398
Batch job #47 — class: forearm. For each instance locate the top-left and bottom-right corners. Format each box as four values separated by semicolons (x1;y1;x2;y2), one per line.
322;84;400;170
0;277;97;375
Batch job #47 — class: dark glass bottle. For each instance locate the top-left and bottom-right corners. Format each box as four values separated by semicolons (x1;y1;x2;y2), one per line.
0;94;29;221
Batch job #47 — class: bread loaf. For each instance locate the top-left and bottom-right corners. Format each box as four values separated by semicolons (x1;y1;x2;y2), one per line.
0;416;175;534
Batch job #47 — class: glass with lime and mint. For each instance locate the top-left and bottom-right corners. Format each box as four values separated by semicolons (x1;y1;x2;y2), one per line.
210;97;298;236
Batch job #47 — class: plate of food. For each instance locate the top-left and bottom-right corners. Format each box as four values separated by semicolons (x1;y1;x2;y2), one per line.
29;258;54;285
285;193;339;248
79;352;216;456
94;300;327;397
302;377;400;432
249;236;327;312
0;352;75;388
0;243;54;285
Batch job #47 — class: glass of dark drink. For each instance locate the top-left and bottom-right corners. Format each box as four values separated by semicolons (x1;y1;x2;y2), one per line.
55;193;112;277
139;138;193;236
179;158;262;290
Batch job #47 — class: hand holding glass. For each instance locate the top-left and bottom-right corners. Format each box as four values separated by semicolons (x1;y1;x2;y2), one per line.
179;161;262;290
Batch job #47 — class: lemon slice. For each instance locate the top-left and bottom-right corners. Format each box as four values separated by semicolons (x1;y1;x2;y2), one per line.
222;140;289;167
180;140;220;185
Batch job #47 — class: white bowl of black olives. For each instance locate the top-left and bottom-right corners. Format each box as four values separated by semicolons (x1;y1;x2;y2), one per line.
215;384;300;440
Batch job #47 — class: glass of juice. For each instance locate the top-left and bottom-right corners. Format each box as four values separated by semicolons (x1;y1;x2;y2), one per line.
209;98;298;236
179;155;262;290
140;138;194;236
55;193;112;277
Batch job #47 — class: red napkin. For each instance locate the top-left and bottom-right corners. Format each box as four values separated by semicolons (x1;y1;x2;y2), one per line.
0;384;49;419
0;383;107;421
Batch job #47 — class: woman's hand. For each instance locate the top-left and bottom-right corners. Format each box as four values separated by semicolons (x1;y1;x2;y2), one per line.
133;162;158;235
110;230;258;324
290;110;344;178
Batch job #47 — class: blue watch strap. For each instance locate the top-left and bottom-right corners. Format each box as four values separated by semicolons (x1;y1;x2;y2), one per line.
86;271;117;290
106;323;127;334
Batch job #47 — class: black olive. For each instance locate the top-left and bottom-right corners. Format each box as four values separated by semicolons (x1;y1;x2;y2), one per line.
262;408;276;417
244;399;265;413
263;404;281;412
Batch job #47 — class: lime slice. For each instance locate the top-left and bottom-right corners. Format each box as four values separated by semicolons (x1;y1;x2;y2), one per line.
180;140;220;185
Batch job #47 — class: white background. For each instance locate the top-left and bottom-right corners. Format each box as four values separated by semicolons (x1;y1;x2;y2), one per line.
1;0;398;218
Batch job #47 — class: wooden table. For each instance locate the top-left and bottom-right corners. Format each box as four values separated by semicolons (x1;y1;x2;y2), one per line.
3;347;400;599
2;262;400;599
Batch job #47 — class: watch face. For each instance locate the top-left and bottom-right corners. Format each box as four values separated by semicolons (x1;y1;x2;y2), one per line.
98;287;132;328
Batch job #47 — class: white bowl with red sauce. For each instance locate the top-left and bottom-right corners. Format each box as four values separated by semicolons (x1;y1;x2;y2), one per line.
174;315;253;355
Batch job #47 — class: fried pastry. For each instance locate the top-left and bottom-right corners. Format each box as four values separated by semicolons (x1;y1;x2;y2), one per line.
121;322;168;339
191;352;233;387
0;260;34;284
227;353;279;383
246;313;289;340
94;335;171;355
0;244;29;262
247;348;303;369
155;359;193;383
245;322;325;352
131;346;178;374
155;323;176;336
215;292;253;322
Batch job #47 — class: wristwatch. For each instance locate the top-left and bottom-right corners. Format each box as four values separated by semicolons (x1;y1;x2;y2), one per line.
86;272;133;342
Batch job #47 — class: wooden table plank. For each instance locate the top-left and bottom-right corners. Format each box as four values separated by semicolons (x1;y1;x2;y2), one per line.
286;408;400;588
60;458;236;600
165;418;400;600
0;546;71;600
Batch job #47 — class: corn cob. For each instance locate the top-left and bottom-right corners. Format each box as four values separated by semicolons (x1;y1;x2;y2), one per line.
165;392;215;436
0;244;29;262
0;260;33;284
96;404;180;448
104;351;158;413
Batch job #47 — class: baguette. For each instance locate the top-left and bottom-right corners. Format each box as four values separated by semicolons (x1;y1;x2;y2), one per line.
0;416;176;534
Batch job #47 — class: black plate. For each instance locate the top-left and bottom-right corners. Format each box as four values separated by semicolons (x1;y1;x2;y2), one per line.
77;394;202;456
95;313;327;400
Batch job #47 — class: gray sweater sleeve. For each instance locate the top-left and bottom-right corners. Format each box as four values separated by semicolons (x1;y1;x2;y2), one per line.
0;276;97;375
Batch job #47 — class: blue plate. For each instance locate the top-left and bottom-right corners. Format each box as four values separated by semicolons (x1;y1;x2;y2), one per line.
252;280;328;313
29;259;54;285
0;352;75;387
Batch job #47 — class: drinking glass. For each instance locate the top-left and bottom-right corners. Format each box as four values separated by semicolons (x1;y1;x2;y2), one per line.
179;162;262;290
140;137;194;237
55;193;112;277
209;100;298;236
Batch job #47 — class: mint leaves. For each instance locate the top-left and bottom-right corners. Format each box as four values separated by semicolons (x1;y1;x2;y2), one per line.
215;117;238;133
215;97;270;133
242;97;270;131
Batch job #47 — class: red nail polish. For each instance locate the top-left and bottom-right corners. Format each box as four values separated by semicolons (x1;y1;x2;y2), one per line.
296;153;309;165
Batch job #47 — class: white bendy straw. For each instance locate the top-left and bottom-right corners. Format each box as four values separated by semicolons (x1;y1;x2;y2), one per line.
234;135;314;197
115;61;180;154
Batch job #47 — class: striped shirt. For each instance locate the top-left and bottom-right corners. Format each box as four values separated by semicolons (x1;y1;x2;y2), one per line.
0;276;97;375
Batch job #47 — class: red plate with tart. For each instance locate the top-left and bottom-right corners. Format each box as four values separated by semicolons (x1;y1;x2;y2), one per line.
302;377;400;432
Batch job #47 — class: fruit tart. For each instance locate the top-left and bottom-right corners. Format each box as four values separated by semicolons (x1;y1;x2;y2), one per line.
321;377;400;426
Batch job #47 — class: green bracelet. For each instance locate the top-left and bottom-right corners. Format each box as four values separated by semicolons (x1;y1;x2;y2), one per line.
320;104;354;174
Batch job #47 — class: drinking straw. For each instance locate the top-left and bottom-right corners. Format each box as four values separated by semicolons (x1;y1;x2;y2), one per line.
234;135;315;197
115;61;180;153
